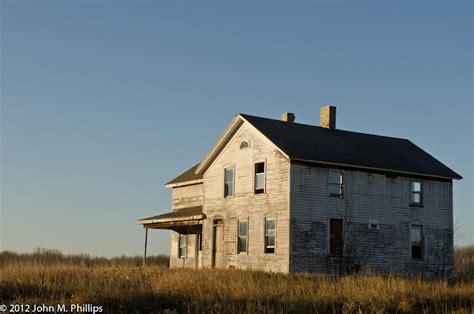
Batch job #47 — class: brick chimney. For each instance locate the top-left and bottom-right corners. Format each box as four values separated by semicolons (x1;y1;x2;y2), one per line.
320;105;336;129
281;112;295;123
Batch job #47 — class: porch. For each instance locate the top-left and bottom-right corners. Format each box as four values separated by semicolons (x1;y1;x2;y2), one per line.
137;206;205;268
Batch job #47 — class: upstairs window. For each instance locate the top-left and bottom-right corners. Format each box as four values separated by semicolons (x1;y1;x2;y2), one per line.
254;162;265;194
237;220;248;253
410;180;423;205
224;167;234;198
329;171;344;197
411;224;423;259
265;218;276;253
179;234;187;258
330;218;343;256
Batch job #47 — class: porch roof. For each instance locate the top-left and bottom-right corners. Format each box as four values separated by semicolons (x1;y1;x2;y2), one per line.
137;206;205;231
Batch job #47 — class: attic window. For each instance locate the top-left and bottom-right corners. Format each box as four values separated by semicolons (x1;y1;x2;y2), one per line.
240;140;250;150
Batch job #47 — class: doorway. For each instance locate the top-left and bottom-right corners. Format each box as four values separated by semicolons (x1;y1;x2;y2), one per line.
212;219;223;268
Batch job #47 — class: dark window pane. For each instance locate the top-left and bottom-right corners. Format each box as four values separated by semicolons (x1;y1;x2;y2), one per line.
411;225;423;258
412;245;422;259
330;219;343;255
255;162;265;173
224;168;234;197
265;218;276;253
266;236;275;247
265;247;275;254
329;184;341;195
239;221;247;236
224;182;233;197
240;141;249;149
330;171;342;184
225;168;233;182
266;219;275;234
238;238;247;253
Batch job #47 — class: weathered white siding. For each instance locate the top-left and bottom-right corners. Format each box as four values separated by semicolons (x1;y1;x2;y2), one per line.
170;233;201;269
290;162;453;277
171;184;203;210
169;183;203;268
201;122;290;272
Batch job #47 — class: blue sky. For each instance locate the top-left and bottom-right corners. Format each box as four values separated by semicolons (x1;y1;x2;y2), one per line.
1;1;472;257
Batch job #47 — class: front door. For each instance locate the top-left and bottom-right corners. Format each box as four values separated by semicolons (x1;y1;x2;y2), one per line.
212;220;223;268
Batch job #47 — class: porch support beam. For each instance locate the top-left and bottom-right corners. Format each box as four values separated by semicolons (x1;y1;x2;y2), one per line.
143;227;148;266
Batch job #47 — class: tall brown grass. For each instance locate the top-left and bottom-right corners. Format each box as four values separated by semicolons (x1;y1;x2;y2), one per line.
454;245;474;282
1;248;473;313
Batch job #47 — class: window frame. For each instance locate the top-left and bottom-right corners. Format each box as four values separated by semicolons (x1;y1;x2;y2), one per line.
237;219;248;254
178;234;188;258
409;180;423;206
254;161;266;195
329;218;344;256
240;139;250;150
410;224;424;260
329;170;344;197
198;233;202;252
264;218;276;254
368;219;380;231
223;166;235;198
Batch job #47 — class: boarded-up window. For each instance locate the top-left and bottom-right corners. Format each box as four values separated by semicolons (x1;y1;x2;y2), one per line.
265;218;276;253
254;162;265;194
179;234;187;258
330;219;343;256
411;225;423;259
224;167;234;197
237;220;248;253
410;180;423;205
329;171;343;197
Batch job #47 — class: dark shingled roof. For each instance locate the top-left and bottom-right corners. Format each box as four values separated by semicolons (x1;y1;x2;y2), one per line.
166;163;203;185
240;114;462;180
139;206;203;222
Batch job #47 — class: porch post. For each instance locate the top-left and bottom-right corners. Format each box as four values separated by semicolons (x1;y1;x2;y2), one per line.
143;227;148;266
195;232;199;270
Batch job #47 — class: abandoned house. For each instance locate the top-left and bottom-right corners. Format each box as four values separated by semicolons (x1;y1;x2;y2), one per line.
138;106;462;276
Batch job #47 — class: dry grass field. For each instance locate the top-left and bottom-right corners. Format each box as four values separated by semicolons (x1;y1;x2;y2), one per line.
1;247;473;313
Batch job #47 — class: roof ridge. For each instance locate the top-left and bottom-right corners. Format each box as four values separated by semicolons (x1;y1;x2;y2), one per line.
238;113;410;142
